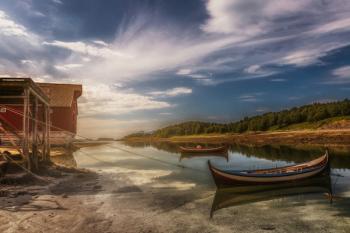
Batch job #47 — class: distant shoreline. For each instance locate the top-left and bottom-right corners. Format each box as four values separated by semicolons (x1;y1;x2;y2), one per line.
122;129;350;147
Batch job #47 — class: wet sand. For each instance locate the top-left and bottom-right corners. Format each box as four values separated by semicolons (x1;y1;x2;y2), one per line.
1;143;350;233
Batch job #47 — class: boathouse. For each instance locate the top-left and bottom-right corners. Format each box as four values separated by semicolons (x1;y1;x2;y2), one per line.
0;78;51;170
0;77;82;170
38;83;82;145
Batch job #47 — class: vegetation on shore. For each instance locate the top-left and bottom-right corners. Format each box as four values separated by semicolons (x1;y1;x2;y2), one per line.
124;99;350;139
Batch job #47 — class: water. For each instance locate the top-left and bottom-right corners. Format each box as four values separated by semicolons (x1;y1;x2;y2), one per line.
73;141;350;231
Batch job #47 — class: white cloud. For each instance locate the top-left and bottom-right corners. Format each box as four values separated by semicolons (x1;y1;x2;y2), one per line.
79;84;171;118
309;18;350;35
93;40;109;46
332;66;350;79
52;0;63;4
281;49;322;67
244;65;261;74
149;87;192;97
238;92;264;102
54;63;83;71
202;0;311;36
43;40;122;58
0;11;29;37
176;69;192;75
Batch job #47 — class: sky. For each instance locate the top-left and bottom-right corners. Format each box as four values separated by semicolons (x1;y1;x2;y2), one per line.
1;0;350;138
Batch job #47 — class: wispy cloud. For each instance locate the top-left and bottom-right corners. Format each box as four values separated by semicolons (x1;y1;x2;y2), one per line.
149;87;192;97
332;66;350;78
238;93;264;102
326;66;350;84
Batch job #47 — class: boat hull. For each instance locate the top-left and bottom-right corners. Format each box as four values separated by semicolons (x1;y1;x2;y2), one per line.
208;152;329;187
179;146;227;154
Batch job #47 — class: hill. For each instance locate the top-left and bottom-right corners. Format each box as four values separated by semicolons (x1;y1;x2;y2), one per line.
124;99;350;139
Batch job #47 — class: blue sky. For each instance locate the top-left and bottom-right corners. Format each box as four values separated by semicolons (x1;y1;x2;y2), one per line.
1;0;350;137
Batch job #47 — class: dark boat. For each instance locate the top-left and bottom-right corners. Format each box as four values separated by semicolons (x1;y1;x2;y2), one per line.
179;145;227;154
210;174;332;217
208;150;329;187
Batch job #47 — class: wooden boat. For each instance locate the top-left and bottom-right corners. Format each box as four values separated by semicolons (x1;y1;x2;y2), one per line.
179;145;227;154
208;151;329;187
210;175;332;217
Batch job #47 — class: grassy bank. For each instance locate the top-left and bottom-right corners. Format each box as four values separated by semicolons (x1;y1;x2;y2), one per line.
124;128;350;147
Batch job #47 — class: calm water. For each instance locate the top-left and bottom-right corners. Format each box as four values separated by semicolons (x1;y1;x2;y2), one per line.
73;141;350;220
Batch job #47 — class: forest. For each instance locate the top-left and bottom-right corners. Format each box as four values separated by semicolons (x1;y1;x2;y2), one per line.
125;99;350;138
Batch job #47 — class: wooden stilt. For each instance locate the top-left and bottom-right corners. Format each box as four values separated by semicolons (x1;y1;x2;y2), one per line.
32;97;39;170
44;105;51;162
23;89;31;170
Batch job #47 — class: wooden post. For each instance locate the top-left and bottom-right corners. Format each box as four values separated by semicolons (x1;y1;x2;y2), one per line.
32;97;38;170
23;89;31;170
44;105;51;162
42;103;46;161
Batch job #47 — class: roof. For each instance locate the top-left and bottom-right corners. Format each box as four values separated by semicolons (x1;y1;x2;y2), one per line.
0;77;50;105
38;83;82;107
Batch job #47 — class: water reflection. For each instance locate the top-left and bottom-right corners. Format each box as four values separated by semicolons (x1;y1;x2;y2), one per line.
179;151;229;162
210;174;333;217
122;141;350;217
123;141;350;169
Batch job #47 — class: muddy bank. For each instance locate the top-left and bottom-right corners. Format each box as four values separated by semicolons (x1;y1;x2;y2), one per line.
0;164;103;233
124;129;350;147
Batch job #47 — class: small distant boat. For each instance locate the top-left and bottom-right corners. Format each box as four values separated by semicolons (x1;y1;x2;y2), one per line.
179;145;227;154
208;151;329;186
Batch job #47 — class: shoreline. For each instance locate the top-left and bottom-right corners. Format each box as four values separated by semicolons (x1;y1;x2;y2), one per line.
123;129;350;147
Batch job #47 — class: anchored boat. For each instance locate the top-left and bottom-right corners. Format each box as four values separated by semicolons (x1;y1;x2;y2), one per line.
179;145;227;154
208;150;329;186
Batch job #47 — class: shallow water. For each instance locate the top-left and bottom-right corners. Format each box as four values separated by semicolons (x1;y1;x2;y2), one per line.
73;141;350;231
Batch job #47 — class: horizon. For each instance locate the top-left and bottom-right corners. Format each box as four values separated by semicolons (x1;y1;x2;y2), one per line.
1;0;350;138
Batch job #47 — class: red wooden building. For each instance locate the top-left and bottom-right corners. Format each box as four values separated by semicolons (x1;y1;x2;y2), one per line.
38;83;82;144
0;78;82;146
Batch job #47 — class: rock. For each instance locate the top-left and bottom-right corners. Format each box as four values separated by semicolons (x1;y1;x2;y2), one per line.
62;194;68;198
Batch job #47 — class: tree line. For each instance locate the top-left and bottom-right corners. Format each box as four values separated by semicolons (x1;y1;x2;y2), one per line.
126;99;350;138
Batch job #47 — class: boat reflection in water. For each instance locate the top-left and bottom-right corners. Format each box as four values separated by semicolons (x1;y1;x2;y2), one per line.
179;145;229;162
210;174;333;218
179;151;229;162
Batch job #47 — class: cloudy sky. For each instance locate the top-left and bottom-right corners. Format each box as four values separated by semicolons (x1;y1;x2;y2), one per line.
1;0;350;138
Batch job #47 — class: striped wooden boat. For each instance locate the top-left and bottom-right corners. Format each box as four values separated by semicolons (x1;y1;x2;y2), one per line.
179;145;227;154
208;150;329;187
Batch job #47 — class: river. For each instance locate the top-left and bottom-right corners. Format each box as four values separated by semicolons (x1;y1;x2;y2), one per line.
72;141;350;232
